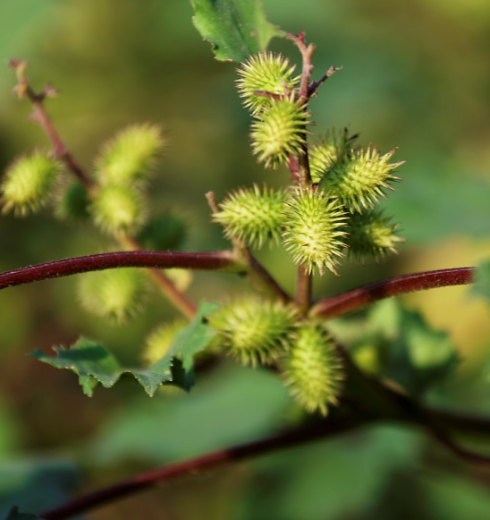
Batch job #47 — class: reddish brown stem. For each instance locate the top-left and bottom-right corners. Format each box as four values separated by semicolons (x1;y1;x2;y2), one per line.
0;250;238;291
119;235;198;318
309;66;342;97
296;265;312;315
21;82;94;189
311;267;475;318
41;415;363;520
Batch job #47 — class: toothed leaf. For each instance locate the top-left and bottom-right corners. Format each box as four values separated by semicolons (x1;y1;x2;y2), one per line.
191;0;285;63
30;303;220;395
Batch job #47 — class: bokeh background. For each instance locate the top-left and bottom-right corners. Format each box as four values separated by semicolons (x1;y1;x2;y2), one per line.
2;0;490;518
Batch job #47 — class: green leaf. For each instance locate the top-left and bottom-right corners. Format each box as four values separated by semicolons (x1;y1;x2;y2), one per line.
190;0;285;62
245;425;423;520
30;302;220;396
88;363;291;465
0;459;79;519
472;259;490;301
3;508;42;520
331;299;459;396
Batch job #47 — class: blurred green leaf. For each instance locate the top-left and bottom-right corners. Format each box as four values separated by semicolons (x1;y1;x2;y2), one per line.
191;0;285;62
0;459;79;518
3;508;42;520
472;259;490;301
331;299;459;396
244;425;423;520
30;302;220;396
88;363;290;464
425;472;490;520
137;213;188;251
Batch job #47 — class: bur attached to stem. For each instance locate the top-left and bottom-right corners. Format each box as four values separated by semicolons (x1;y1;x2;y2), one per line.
251;96;310;169
346;209;403;261
209;298;298;367
320;147;403;212
94;124;165;188
213;184;287;248
78;268;148;323
283;323;343;416
1;150;64;215
282;188;347;275
91;184;147;236
237;52;300;115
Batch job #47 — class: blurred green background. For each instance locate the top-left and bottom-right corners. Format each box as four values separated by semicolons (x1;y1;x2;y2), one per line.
1;1;490;518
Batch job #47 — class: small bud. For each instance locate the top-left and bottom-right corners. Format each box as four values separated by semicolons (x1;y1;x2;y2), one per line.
55;181;91;222
1;150;63;215
283;323;343;416
209;298;298;367
282;188;347;275
251;97;310;169
143;319;188;365
320;147;403;212
137;213;188;251
78;268;148;323
94;124;165;187
213;184;287;248
91;184;147;236
346;210;404;261
237;52;300;115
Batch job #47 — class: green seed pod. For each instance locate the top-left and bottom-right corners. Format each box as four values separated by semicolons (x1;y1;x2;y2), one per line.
143;319;188;365
237;52;300;115
309;129;352;183
282;188;347;275
346;210;404;262
214;184;287;248
209;298;298;367
137;213;188;251
251;97;310;169
55;181;91;222
94;124;165;187
319;146;403;212
283;323;343;416
91;184;147;236
1;150;63;215
78;268;148;323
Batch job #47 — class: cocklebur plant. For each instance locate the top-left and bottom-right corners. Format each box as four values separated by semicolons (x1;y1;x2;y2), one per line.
1;1;489;518
2;31;406;417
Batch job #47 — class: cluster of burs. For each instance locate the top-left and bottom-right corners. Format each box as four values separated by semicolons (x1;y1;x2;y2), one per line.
1;50;403;415
209;51;404;415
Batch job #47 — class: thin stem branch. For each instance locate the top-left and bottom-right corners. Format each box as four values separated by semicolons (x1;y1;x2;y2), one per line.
41;415;364;520
119;235;197;319
309;66;342;97
0;251;237;292
243;249;293;304
10;60;94;189
424;421;490;466
286;32;316;102
311;267;475;318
